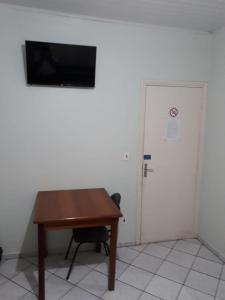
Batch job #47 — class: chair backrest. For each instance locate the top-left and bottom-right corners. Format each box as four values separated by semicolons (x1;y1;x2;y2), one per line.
110;193;121;209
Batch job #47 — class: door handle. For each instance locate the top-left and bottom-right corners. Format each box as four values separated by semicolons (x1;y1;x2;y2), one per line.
143;163;154;177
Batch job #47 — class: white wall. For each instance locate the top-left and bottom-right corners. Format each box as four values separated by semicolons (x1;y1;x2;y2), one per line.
200;27;225;258
0;4;212;255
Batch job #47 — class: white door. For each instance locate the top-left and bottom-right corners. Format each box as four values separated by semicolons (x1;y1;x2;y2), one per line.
141;84;204;243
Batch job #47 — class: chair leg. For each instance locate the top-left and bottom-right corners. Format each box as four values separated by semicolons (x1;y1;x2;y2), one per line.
96;242;101;253
106;242;110;256
66;243;82;280
103;242;109;256
65;234;73;260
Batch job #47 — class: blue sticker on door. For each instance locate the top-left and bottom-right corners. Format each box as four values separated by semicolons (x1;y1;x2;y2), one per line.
144;155;151;160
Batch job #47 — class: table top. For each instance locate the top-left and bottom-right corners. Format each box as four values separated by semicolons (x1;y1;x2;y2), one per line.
34;188;122;225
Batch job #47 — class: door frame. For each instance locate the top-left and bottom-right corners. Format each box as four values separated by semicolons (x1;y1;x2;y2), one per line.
136;80;208;244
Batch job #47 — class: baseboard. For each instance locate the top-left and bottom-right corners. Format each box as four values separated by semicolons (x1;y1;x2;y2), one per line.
5;237;224;263
198;235;225;263
2;241;136;260
118;242;135;248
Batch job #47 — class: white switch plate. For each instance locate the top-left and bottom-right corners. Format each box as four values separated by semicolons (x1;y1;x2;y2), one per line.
123;152;130;160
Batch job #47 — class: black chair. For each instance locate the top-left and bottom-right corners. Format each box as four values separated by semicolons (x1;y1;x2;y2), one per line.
65;193;121;280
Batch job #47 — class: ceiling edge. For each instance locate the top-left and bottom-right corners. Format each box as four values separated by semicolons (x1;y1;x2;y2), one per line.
0;2;213;35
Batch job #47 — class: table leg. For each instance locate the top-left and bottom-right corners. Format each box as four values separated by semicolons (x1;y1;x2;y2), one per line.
108;219;118;290
38;224;45;300
43;234;48;258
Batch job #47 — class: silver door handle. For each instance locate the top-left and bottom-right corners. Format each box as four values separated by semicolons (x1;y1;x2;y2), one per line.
143;163;154;177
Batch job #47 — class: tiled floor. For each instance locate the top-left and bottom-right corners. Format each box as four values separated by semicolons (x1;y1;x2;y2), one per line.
0;239;225;299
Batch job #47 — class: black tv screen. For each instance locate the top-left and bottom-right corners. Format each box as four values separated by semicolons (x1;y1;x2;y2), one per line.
25;41;96;87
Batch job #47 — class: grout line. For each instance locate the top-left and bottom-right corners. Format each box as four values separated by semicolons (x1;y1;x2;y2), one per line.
175;241;203;300
214;261;224;299
191;263;223;279
0;263;35;296
133;254;189;271
57;266;95;299
137;239;181;300
64;283;104;300
137;291;163;300
136;238;180;299
1;239;224;300
193;255;223;265
0;272;11;285
197;255;223;264
146;239;223;265
1;241;174;299
19;293;32;300
176;243;219;300
8;278;34;297
47;271;105;300
87;243;180;299
198;236;225;263
182;272;223;297
138;247;224;281
121;241;179;278
177;284;218;298
196;244;224;264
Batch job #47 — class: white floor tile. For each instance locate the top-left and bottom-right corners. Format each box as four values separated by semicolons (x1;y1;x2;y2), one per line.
12;265;51;292
76;251;106;269
216;280;225;299
174;240;201;255
155;240;177;249
167;250;195;268
25;257;37;266
185;270;218;296
221;265;225;281
102;280;141;300
178;286;214;300
0;259;30;278
77;270;107;297
143;244;171;259
41;274;73;300
0;280;27;300
20;292;37;299
62;286;99;300
186;239;201;245
45;255;66;274
0;241;223;300
119;265;153;290
139;292;161;300
157;261;189;283
117;247;139;264
94;259;128;279
55;262;91;284
145;275;181;300
132;253;162;273
192;257;222;278
0;274;7;285
129;244;146;252
198;246;222;263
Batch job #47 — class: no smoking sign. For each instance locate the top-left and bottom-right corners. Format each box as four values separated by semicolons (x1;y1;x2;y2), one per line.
169;107;179;118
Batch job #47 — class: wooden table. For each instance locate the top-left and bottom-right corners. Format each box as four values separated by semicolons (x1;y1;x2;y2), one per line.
34;188;123;300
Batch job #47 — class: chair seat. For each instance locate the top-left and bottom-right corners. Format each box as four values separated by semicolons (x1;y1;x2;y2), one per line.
73;227;109;243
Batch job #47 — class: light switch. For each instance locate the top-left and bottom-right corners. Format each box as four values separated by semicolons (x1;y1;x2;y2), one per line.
123;152;130;161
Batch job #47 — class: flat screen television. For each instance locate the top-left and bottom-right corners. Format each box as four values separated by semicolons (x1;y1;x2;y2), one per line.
25;41;96;87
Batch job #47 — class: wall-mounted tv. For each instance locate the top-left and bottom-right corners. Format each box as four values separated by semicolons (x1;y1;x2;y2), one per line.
25;41;96;88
